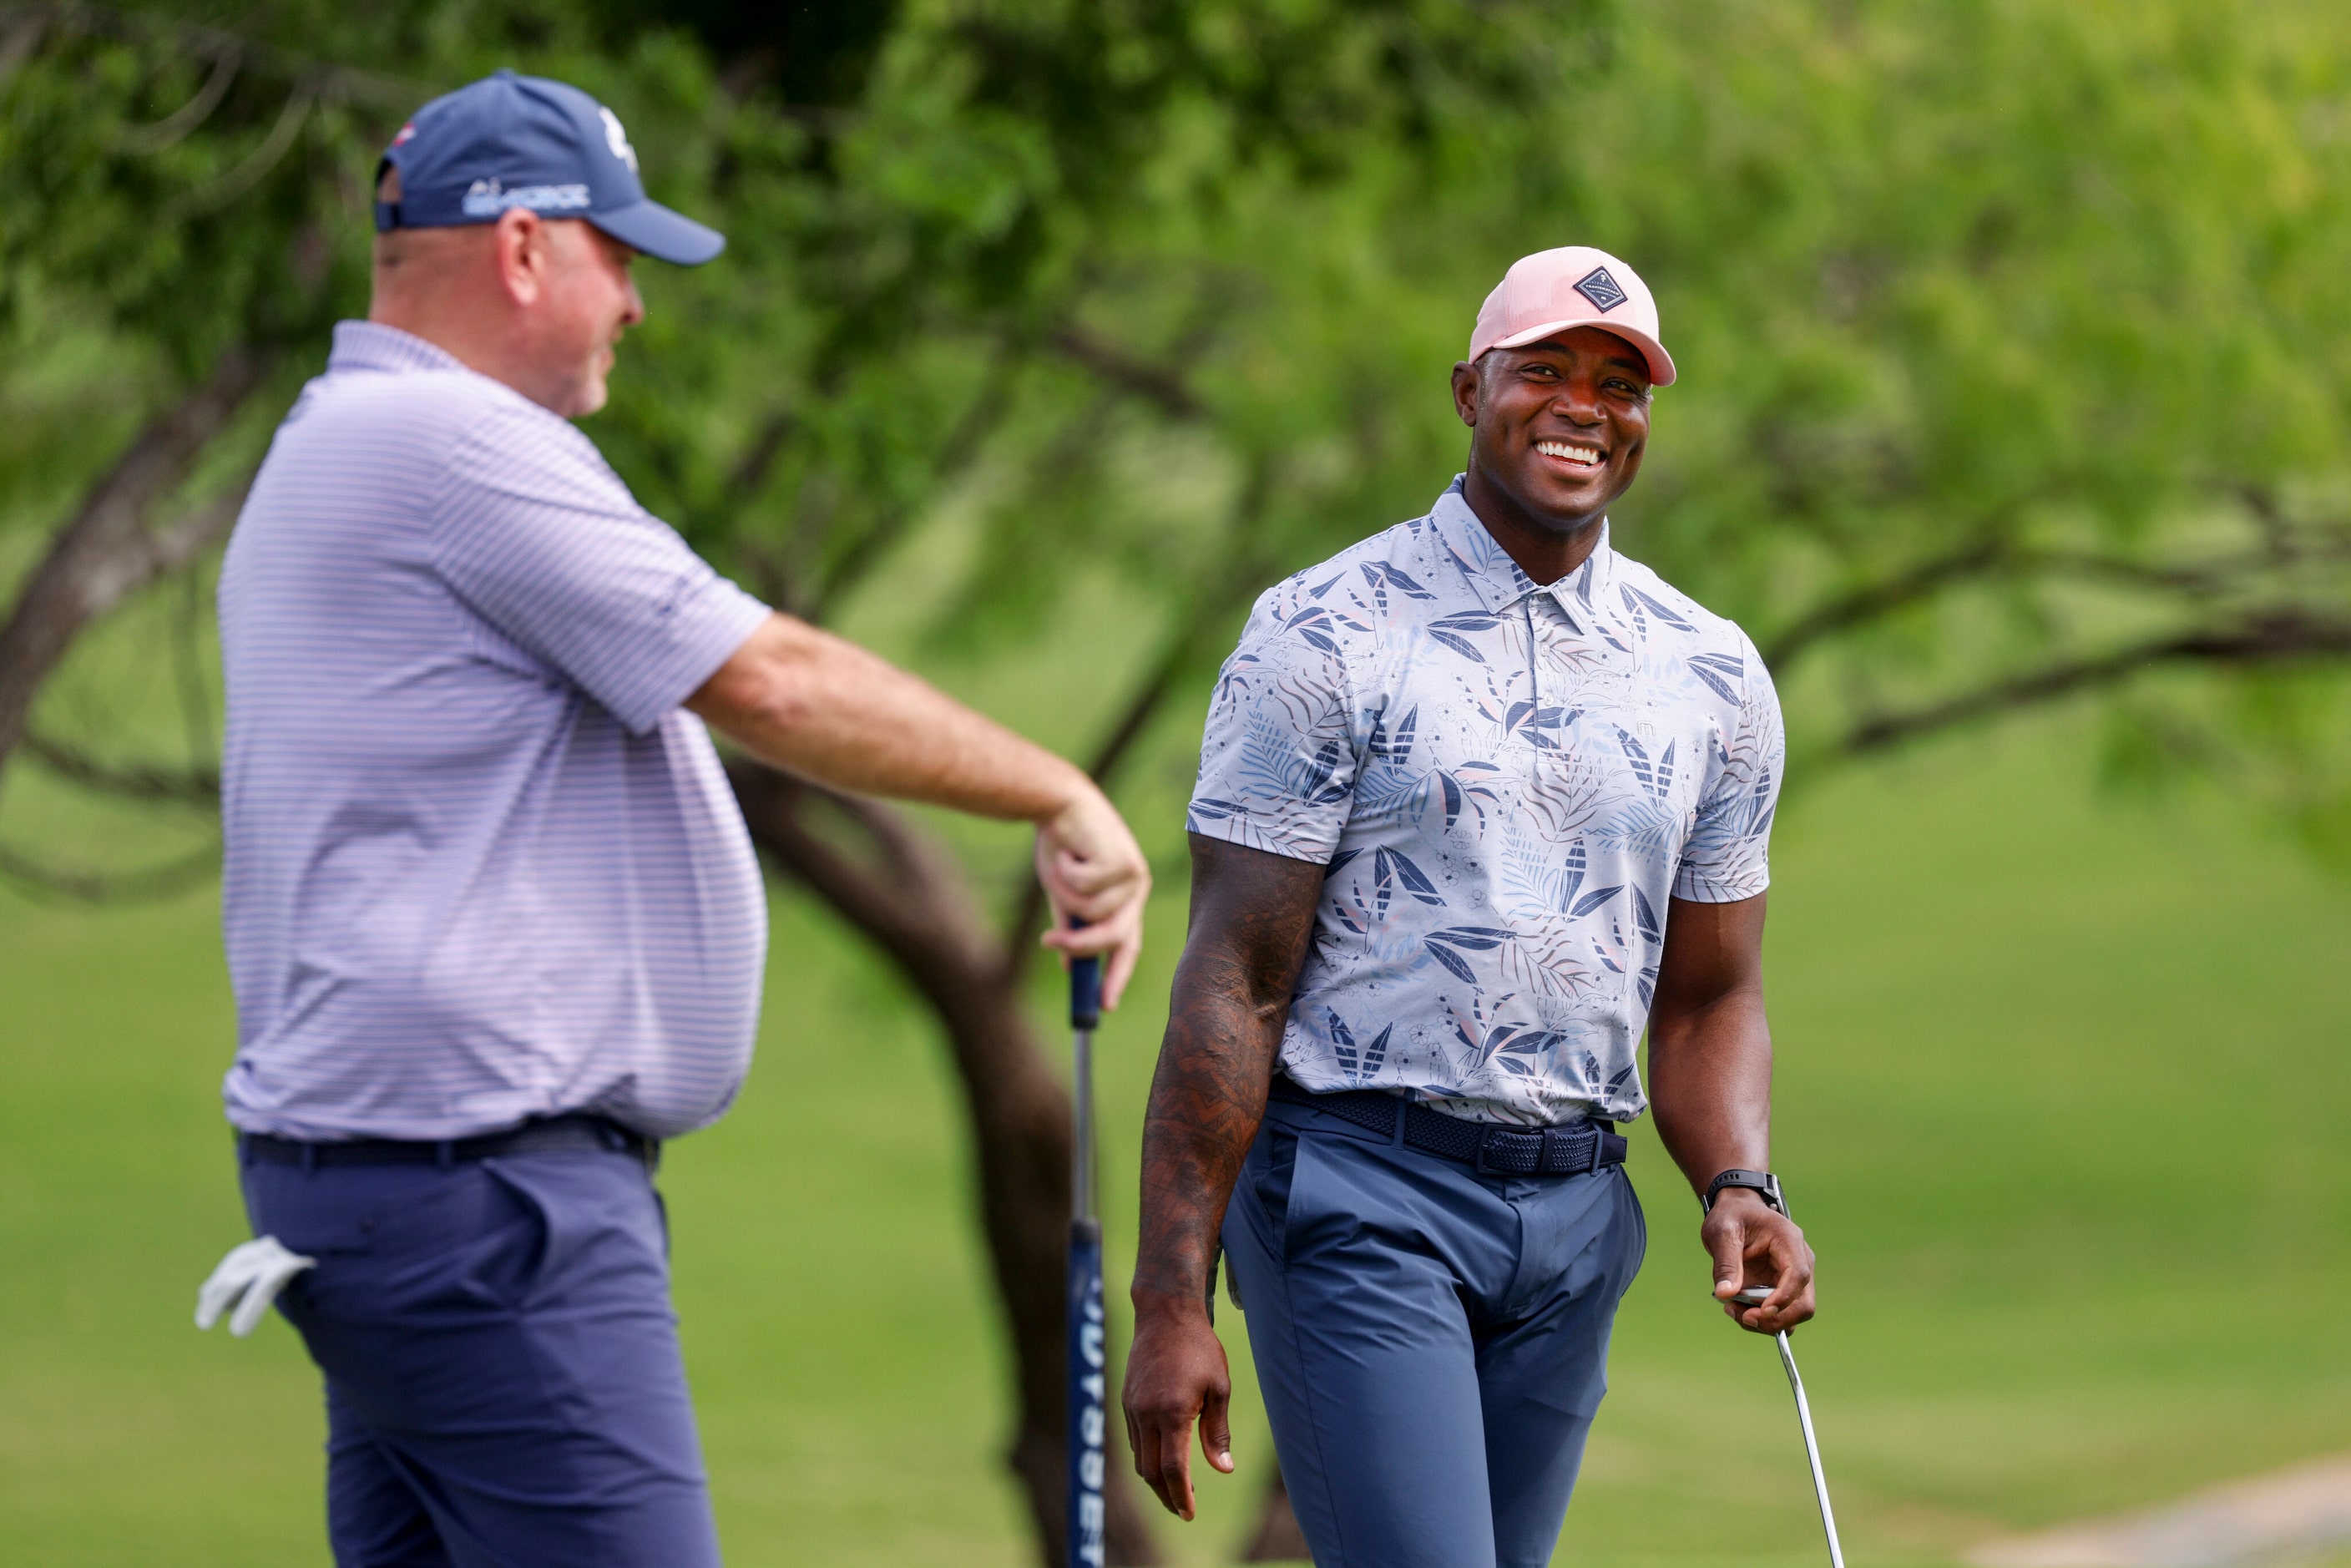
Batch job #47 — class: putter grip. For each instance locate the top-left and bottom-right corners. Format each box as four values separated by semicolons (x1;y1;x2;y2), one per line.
1069;953;1102;1030
1067;914;1102;1029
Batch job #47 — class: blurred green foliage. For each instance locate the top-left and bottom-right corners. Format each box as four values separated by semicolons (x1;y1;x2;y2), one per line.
5;0;2351;881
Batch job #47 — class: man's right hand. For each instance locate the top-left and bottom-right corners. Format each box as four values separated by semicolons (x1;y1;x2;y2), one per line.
1035;785;1150;1009
1121;1296;1236;1520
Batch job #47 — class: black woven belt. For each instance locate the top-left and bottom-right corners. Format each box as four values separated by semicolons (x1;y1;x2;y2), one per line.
239;1113;658;1171
1268;1076;1626;1177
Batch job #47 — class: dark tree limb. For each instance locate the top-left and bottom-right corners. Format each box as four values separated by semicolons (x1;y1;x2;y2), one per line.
0;836;220;903
725;761;1165;1567
109;38;239;153
1046;326;1209;422
0;2;424;109
1834;610;2351;756
21;731;220;802
1760;536;2007;670
0;350;272;776
1237;1468;1311;1562
999;539;1281;955
801;338;1026;625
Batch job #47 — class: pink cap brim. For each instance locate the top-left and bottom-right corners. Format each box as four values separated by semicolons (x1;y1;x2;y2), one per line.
1488;318;1676;388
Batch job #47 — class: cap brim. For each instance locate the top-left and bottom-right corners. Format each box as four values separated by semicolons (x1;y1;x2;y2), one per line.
589;199;726;266
1492;318;1676;388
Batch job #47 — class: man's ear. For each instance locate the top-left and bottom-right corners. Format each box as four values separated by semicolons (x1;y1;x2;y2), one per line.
494;210;546;306
1450;359;1481;428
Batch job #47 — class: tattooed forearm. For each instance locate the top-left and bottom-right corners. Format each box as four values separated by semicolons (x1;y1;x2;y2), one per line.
1131;835;1324;1307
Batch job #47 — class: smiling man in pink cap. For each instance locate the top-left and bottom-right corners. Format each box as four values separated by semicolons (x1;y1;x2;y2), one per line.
1121;246;1815;1566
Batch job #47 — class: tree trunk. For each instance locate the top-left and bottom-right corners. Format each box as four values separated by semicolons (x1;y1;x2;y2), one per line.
1239;1466;1312;1562
0;346;272;773
726;761;1164;1567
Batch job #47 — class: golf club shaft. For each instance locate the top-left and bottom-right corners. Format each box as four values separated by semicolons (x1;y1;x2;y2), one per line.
1071;1020;1095;1226
1775;1329;1846;1568
1066;947;1106;1568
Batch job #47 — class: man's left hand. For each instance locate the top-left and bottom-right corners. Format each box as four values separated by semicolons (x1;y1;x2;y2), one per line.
1702;1188;1815;1334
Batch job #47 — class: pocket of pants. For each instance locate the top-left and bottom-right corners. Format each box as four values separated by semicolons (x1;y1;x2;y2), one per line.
467;1161;556;1311
241;1165;382;1259
1244;1126;1301;1256
1624;1167;1649;1275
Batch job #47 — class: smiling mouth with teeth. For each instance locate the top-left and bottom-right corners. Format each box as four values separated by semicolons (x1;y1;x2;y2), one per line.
1535;439;1606;469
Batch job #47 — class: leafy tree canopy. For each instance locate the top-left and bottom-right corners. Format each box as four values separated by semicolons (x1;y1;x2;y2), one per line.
8;0;2349;879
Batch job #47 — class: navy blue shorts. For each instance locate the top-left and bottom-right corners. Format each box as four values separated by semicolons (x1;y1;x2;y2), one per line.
241;1145;720;1568
1222;1096;1646;1568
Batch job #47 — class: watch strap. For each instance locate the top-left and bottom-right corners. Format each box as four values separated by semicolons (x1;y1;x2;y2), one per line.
1703;1168;1784;1214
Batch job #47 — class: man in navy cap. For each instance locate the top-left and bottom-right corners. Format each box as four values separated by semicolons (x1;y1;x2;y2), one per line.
195;70;1151;1565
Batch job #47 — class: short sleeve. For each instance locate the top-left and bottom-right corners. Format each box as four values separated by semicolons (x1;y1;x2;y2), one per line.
432;405;769;735
1673;632;1784;903
1186;584;1360;862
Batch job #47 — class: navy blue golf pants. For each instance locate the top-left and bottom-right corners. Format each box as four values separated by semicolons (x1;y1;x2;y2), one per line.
1221;1096;1646;1568
240;1146;720;1568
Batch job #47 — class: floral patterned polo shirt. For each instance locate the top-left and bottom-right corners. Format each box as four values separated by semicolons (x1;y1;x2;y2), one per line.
1187;478;1784;1127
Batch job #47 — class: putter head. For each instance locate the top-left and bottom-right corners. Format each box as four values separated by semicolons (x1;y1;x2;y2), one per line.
1732;1285;1772;1306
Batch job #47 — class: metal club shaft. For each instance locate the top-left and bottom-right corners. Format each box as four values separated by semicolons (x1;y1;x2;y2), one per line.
1071;1021;1095;1225
1775;1328;1844;1568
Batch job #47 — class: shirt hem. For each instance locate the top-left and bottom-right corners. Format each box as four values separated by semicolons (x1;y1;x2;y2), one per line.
1182;807;1338;865
1670;869;1772;903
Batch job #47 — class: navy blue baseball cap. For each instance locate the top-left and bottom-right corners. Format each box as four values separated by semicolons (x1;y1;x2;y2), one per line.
376;68;725;266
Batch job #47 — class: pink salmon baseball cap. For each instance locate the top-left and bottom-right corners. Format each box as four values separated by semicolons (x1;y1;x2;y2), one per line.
1468;245;1676;387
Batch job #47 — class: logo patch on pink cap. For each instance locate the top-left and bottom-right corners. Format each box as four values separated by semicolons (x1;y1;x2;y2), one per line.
1571;266;1628;313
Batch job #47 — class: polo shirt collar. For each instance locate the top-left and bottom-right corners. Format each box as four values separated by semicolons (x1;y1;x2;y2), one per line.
1428;476;1618;621
327;320;471;377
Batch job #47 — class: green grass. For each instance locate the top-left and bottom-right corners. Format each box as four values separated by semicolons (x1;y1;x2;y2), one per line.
4;716;2351;1565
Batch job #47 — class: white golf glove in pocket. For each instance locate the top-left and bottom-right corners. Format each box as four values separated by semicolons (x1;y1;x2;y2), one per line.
195;1236;316;1338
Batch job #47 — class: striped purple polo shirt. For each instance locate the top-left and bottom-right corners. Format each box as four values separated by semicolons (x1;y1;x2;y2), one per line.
216;321;771;1141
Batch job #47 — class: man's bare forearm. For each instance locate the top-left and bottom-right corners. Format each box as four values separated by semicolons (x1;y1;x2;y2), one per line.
1648;988;1772;1196
688;613;1090;822
1646;893;1774;1196
1649;891;1816;1330
1134;957;1286;1304
1132;838;1322;1310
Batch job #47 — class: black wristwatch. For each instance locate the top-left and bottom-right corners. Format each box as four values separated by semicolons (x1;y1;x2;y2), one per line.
1702;1168;1785;1215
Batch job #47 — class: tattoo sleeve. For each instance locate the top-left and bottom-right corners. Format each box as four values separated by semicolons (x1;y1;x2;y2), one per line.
1131;833;1325;1307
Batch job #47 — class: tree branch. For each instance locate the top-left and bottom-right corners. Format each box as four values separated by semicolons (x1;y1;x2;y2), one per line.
998;460;1281;954
723;761;999;993
1046;323;1208;422
1761;536;2006;670
109;38;238;152
169;78;312;217
1762;489;2351;677
20;731;219;802
0;836;219;903
0;351;273;776
803;340;1026;625
1835;610;2351;756
0;3;425;109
